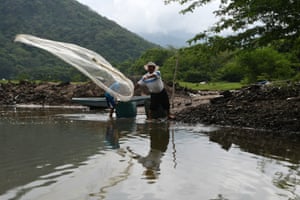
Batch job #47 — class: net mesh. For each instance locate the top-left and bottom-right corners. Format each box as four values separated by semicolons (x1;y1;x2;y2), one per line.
14;34;134;101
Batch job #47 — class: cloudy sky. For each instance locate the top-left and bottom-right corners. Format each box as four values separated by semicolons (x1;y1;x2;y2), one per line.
76;0;220;46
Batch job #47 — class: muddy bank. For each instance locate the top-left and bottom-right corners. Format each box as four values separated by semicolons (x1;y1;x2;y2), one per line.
176;83;300;133
0;81;104;106
1;80;299;133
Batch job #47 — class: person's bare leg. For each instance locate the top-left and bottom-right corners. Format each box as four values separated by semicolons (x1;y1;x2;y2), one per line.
148;110;152;120
109;108;114;118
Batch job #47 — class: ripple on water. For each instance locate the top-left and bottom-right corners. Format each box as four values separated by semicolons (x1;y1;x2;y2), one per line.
0;108;299;200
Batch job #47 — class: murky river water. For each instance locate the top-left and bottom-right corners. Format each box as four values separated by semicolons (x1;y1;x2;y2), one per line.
0;107;299;200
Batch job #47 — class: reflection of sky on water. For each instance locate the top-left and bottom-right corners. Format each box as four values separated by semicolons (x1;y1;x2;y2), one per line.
0;107;299;200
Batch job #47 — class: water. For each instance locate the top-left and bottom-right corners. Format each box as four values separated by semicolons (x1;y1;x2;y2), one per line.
0;107;299;200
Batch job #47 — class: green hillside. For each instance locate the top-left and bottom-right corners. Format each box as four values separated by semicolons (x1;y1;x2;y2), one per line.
0;0;158;80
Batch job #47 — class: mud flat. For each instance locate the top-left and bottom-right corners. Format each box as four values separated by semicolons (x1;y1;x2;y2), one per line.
0;81;104;106
176;82;300;134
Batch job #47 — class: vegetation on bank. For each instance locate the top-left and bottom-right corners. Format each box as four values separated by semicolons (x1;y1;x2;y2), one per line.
0;79;243;91
0;80;87;85
120;43;300;86
0;0;299;89
178;82;244;91
125;0;300;85
154;0;300;85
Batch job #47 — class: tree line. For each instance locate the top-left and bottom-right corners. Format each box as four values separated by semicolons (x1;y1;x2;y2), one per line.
119;38;300;84
122;0;300;84
4;35;300;84
1;0;299;85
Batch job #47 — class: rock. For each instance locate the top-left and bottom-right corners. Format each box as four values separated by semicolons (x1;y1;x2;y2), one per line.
0;81;105;106
176;82;300;134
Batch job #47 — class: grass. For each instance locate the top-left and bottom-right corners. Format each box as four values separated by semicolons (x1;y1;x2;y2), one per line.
1;79;244;91
178;81;244;91
0;80;19;84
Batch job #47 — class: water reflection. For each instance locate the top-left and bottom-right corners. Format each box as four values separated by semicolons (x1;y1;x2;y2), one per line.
210;194;229;200
207;127;300;199
105;119;120;149
1;107;300;200
0;107;107;199
207;127;300;163
128;123;170;182
103;120;170;184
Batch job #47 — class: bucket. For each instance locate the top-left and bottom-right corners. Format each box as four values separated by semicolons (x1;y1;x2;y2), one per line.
116;102;137;118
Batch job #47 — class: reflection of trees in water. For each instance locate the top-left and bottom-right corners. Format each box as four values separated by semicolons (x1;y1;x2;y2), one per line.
0;119;106;196
207;128;300;198
208;128;300;163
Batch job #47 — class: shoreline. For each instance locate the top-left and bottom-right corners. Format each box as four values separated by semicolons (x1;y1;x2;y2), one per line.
0;104;89;109
175;83;300;134
1;81;299;134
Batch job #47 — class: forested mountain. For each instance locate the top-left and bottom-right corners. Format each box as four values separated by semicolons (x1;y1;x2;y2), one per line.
0;0;158;80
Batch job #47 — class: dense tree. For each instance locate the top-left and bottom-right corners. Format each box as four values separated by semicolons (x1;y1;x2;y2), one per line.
160;44;233;82
164;0;300;49
131;42;297;84
218;47;294;83
127;48;175;76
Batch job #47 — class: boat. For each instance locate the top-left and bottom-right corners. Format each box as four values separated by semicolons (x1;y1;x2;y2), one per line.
71;95;150;108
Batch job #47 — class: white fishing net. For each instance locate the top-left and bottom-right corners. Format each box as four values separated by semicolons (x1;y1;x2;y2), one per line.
14;34;134;101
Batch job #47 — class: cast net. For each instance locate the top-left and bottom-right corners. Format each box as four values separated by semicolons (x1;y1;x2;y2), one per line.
14;34;134;101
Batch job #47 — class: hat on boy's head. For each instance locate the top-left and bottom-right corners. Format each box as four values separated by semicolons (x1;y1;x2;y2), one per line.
144;61;159;71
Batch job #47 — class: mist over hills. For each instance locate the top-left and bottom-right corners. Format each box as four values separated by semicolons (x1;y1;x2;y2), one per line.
0;0;158;80
139;31;194;48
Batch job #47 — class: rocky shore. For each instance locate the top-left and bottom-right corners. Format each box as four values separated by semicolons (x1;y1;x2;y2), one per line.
0;81;104;106
176;82;300;134
1;80;299;133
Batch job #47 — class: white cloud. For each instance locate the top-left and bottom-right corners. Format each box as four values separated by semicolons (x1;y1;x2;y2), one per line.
77;0;220;35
